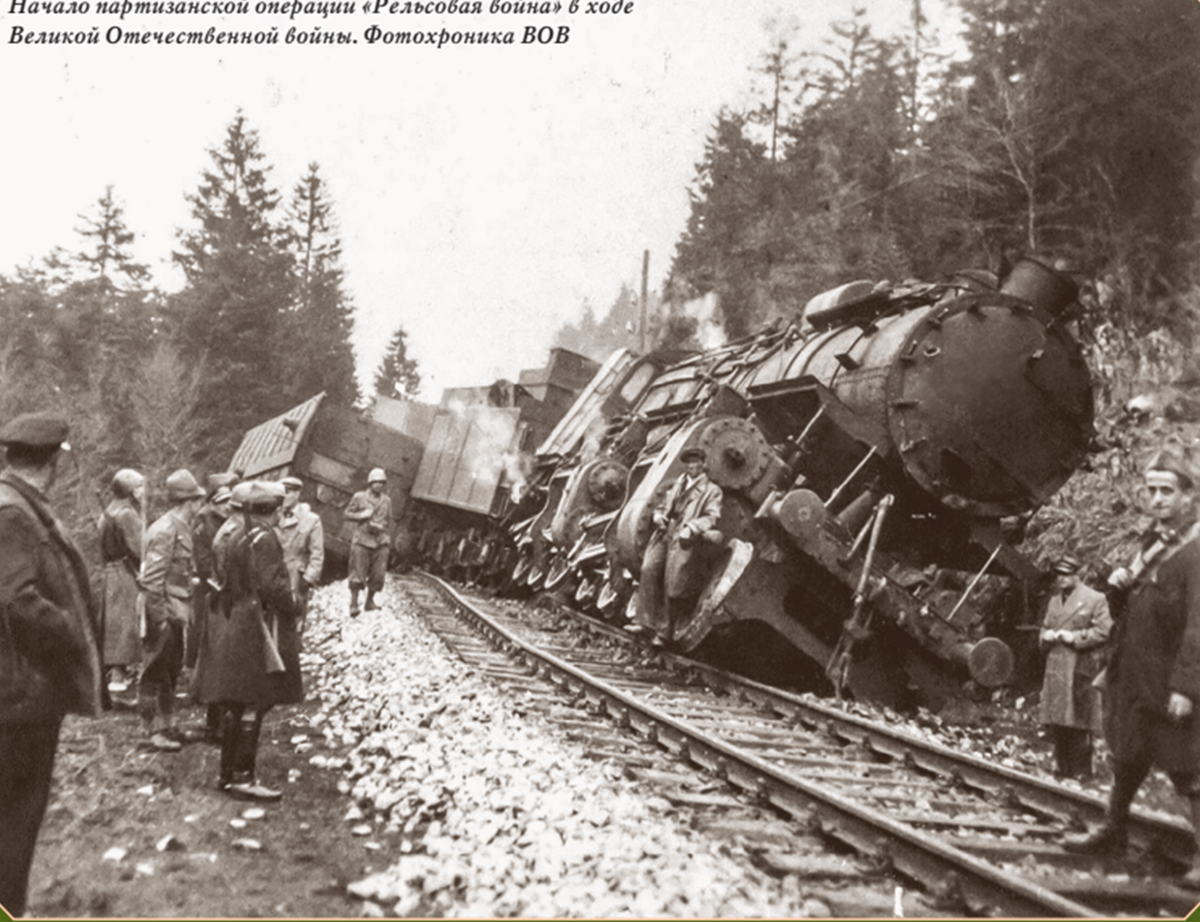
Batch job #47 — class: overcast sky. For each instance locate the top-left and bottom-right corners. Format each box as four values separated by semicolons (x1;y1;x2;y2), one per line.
0;0;948;399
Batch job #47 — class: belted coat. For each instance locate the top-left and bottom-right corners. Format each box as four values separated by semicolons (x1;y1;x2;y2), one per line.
1039;582;1112;731
203;518;302;707
1104;523;1200;772
98;495;142;666
0;472;102;723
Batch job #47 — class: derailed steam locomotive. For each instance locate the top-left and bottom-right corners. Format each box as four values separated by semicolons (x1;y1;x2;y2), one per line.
509;258;1094;710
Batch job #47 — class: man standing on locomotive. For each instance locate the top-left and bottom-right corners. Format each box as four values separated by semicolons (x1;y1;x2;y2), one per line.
1065;449;1200;887
344;468;392;616
628;446;723;647
1038;554;1112;780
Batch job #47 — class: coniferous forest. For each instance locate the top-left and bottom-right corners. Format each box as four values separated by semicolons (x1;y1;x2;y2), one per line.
4;0;1199;562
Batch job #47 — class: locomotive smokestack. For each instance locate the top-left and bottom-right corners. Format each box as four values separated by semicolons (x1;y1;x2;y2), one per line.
1000;257;1079;320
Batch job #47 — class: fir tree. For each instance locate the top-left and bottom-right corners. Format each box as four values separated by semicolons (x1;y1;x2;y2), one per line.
374;325;421;399
171;112;295;464
283;163;360;407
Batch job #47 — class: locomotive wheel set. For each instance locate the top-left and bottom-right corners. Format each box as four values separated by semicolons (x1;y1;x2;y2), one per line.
500;258;1093;712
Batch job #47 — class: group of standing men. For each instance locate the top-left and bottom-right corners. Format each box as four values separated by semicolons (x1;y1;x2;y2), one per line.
0;411;324;916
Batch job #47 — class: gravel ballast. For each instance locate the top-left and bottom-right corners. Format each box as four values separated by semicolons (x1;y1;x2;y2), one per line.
306;577;854;918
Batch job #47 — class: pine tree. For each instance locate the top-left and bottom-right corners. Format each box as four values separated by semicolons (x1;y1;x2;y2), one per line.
283;163;360;407
171;112;295;464
374;326;421;399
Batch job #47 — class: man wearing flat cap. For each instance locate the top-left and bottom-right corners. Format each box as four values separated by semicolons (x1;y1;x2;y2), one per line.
204;480;302;801
1066;448;1200;887
138;468;205;752
1038;554;1112;779
0;412;102;916
344;468;392;616
99;468;145;694
630;446;724;646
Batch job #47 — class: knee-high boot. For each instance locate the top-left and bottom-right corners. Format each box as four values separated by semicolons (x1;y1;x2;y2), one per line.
218;704;244;790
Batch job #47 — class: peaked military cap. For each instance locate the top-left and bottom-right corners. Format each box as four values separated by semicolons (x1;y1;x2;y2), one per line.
1145;447;1196;489
368;468;387;484
680;448;707;464
211;486;233;505
281;476;303;490
165;469;206;501
244;480;286;510
229;481;253;510
0;412;69;450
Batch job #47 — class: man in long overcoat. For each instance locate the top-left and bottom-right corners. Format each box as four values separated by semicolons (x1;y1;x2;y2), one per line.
206;481;301;802
0;413;102;916
1066;450;1200;887
1038;554;1112;779
98;468;144;690
139;469;205;752
190;476;236;740
630;447;724;645
277;475;323;629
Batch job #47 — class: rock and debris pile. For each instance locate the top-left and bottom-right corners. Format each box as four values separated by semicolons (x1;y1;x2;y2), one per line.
302;579;830;918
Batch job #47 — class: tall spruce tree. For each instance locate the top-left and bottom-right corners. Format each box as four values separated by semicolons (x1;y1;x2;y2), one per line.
283;163;360;407
374;326;421;399
171;112;295;465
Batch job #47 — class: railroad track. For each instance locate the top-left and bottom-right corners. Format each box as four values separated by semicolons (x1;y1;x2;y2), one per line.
403;571;1200;918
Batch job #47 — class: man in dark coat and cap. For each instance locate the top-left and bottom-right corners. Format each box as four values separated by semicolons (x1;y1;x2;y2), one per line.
0;412;102;916
1066;448;1200;887
206;481;302;801
98;468;145;691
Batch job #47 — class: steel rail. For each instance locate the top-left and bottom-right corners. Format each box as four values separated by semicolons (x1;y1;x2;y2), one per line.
422;573;1097;917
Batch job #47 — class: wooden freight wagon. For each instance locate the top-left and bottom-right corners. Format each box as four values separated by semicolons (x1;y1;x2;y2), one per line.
228;392;433;567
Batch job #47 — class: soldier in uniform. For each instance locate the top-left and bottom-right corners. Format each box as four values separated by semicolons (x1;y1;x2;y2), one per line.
138;469;205;752
98;468;145;692
343;468;392;616
0;413;102;916
1065;449;1200;887
191;475;237;741
277;475;324;629
206;481;302;801
1038;554;1112;779
629;447;724;646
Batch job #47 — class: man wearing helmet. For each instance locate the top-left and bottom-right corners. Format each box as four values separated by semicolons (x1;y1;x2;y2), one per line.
344;468;392;616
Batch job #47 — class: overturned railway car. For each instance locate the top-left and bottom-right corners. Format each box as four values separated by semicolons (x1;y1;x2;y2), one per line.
228;392;431;568
512;258;1095;710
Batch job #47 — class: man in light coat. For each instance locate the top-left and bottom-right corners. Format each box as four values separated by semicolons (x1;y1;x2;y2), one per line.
630;446;724;646
277;476;323;628
1038;554;1112;779
0;413;102;916
98;468;144;692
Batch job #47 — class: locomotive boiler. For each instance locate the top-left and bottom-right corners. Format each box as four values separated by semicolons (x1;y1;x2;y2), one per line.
519;258;1094;710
